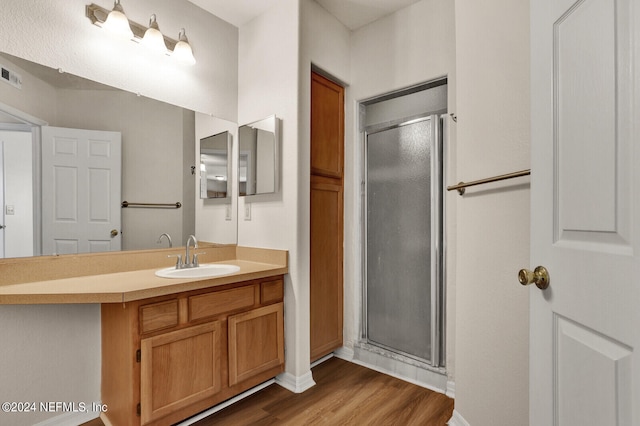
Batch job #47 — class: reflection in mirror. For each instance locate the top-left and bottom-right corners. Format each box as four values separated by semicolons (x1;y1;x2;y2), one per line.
0;52;237;259
238;115;278;196
200;131;231;199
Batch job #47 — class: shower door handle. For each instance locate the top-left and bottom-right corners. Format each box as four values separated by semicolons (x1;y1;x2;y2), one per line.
518;266;549;290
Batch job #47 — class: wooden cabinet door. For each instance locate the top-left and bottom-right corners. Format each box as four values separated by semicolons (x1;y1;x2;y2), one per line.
310;180;343;361
140;321;222;425
311;72;344;178
310;70;344;362
228;303;284;386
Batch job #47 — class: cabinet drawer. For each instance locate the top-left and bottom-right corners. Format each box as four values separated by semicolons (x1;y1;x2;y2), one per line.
140;300;179;334
189;286;256;321
261;279;284;304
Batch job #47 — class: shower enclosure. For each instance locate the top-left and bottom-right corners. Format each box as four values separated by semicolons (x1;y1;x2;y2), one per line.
363;108;445;368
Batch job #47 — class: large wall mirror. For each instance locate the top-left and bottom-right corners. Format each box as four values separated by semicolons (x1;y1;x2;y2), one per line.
0;52;237;259
238;115;279;196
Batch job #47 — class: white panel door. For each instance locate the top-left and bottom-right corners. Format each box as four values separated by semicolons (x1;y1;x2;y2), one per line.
530;0;639;424
41;126;121;255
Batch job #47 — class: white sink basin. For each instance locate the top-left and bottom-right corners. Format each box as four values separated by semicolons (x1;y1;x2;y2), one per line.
155;263;240;279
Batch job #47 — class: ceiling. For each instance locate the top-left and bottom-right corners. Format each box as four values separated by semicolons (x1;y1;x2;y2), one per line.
187;0;422;30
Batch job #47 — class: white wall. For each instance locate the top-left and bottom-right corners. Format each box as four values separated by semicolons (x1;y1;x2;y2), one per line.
0;0;238;121
453;0;531;424
0;61;57;124
0;305;101;425
347;0;457;386
237;0;307;379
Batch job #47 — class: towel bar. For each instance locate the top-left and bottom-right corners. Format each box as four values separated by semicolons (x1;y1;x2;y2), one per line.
447;169;530;195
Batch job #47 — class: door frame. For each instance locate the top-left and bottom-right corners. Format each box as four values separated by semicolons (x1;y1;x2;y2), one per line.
0;101;48;256
357;79;448;371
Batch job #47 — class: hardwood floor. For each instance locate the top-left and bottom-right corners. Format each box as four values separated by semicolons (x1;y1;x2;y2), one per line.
84;357;454;425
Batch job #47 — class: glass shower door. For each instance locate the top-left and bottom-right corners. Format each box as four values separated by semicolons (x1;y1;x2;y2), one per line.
364;115;443;366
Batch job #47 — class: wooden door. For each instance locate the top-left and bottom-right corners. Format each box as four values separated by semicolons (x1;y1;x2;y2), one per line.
228;303;285;386
41;126;121;255
140;321;222;425
529;0;639;424
310;72;344;361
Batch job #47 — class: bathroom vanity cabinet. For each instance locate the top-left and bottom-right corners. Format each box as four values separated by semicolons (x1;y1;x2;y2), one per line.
101;275;285;426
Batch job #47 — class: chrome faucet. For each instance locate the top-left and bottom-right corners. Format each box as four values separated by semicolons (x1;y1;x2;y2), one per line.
184;234;199;268
157;233;172;248
167;235;204;269
163;234;204;269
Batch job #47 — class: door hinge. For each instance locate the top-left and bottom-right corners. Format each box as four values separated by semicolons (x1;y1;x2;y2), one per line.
136;403;141;416
136;349;141;363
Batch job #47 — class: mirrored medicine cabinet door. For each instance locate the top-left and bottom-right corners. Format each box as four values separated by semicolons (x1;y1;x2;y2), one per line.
200;131;232;199
238;115;278;196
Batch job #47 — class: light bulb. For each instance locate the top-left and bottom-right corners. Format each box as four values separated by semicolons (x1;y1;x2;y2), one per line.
142;14;167;53
172;29;196;65
103;0;133;39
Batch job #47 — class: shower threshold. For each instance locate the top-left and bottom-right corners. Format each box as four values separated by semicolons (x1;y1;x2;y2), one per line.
352;341;448;393
355;340;446;375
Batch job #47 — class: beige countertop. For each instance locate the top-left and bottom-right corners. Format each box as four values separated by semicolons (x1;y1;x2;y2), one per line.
0;246;288;304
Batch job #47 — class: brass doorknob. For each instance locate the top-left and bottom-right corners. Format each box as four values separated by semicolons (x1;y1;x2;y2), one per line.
518;266;549;290
110;229;119;237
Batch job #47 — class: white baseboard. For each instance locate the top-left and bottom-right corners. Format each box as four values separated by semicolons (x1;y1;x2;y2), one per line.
177;379;275;425
33;410;98;426
311;353;334;368
275;370;316;393
446;380;455;398
333;346;355;361
101;372;314;426
448;409;470;426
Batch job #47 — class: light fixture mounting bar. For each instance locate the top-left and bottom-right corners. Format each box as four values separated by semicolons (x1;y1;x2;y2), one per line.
86;3;177;51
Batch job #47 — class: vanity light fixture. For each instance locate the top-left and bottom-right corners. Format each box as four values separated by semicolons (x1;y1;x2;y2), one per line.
172;29;196;65
102;0;133;38
86;3;195;64
141;14;167;53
